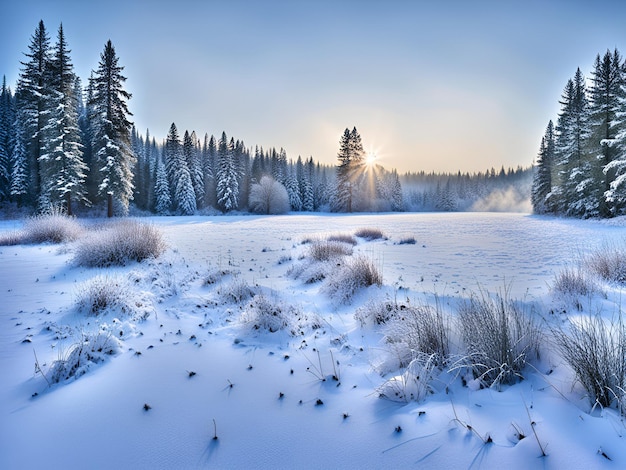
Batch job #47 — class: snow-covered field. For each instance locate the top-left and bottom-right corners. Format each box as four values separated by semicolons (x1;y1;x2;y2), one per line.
1;212;625;469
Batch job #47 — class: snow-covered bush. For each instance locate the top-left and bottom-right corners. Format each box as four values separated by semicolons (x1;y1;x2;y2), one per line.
75;275;150;319
355;227;385;241
323;255;382;304
287;259;332;284
551;266;600;299
583;241;626;283
74;219;165;267
377;353;438;402
397;236;416;245
0;230;25;246
354;298;400;326
218;276;255;304
309;240;353;261
48;332;122;383
240;294;294;333
452;290;540;389
384;302;450;368
22;212;83;244
249;176;290;215
551;312;626;412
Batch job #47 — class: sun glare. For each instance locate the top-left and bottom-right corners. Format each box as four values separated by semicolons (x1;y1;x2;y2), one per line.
365;153;377;167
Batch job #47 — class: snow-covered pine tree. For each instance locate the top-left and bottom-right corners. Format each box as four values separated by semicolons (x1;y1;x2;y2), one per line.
285;171;302;211
531;121;555;214
164;123;195;214
154;155;171;214
201;133;216;208
10;114;28;205
216;132;239;212
89;40;135;216
184;130;204;208
0;77;13;200
16;20;51;206
234;139;250;210
390;169;404;211
38;24;87;213
586;49;625;217
333;127;365;212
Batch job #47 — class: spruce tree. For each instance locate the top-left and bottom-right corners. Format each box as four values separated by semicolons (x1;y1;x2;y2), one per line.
333;127;365;212
38;24;87;213
0;77;13;200
89;40;135;216
154;155;171;214
531;121;555;214
16;20;51;206
216;132;239;212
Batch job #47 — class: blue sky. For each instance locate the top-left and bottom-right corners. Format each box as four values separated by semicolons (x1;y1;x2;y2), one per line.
2;0;625;173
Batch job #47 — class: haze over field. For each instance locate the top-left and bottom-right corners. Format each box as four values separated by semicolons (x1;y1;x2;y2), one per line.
3;0;625;173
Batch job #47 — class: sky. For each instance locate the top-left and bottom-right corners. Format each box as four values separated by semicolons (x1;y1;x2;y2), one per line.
2;0;626;174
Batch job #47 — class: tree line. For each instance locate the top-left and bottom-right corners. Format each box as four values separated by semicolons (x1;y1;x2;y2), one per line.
532;48;626;218
0;20;534;217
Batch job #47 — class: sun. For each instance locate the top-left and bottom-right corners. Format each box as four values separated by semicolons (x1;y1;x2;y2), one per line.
365;153;377;167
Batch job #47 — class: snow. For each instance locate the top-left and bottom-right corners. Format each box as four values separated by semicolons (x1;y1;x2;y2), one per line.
1;212;626;469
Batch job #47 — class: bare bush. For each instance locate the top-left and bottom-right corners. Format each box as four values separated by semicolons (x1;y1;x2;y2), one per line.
355;227;385;241
249;176;290;215
452;290;540;388
309;240;353;261
354;298;400;326
218;276;255;304
323;255;382;304
552;312;626;411
74;219;165;267
22;213;83;244
397;236;417;245
240;295;294;333
583;241;626;283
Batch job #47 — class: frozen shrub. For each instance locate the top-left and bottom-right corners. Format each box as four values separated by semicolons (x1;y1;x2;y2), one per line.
551;266;599;298
22;212;83;244
355;227;385;241
384;301;450;368
48;332;122;383
204;267;235;285
397;236;417;245
218;276;255;304
309;240;353;261
74;219;165;267
583;241;626;283
452;290;540;389
240;294;294;333
75;275;149;318
377;353;438;403
552;312;626;412
323;255;382;304
287;260;331;284
0;230;25;246
327;233;357;245
354;299;400;326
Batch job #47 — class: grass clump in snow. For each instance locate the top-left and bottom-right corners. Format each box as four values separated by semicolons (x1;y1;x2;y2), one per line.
218;276;255;304
309;240;353;261
452;289;540;389
0;230;25;246
551;265;600;300
552;312;626;412
326;233;357;246
16;211;83;244
383;300;450;369
75;275;150;318
240;294;295;333
354;227;386;241
74;219;165;267
47;332;122;383
323;255;382;304
583;241;626;284
377;353;438;403
397;236;417;245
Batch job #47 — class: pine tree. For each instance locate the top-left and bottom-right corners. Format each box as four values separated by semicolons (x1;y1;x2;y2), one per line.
531;121;555;214
285;171;302;211
89;40;135;216
184;130;204;207
333;127;365;212
16;20;51;206
586;49;626;217
216;132;239;212
38;24;87;213
202;134;216;208
154;155;171;214
0;77;13;200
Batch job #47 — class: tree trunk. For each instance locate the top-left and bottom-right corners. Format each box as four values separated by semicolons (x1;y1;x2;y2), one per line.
66;192;72;216
107;193;113;218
